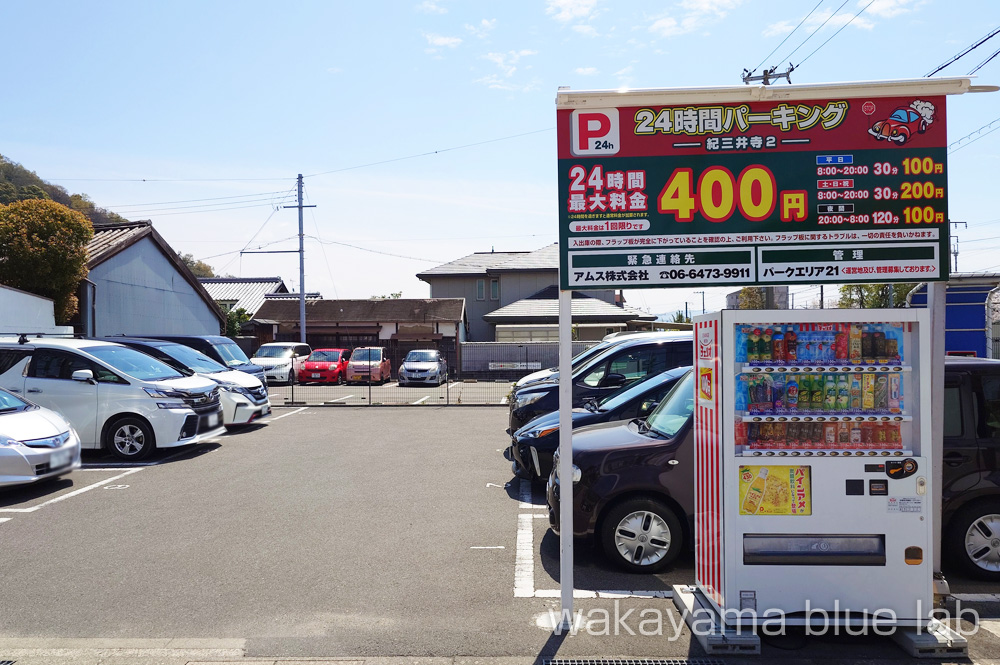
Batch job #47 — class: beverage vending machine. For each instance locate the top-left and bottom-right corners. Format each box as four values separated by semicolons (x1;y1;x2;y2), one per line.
692;308;932;628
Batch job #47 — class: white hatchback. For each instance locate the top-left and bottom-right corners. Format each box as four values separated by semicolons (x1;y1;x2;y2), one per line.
0;388;81;487
0;337;225;461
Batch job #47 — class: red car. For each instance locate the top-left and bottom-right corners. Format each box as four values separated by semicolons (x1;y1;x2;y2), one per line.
868;105;931;145
298;348;350;384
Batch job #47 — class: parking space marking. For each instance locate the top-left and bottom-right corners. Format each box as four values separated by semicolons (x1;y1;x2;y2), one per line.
0;517;11;524
81;444;217;469
411;396;431;405
270;406;308;420
0;468;143;513
519;478;541;509
514;513;535;598
325;395;354;403
471;546;505;549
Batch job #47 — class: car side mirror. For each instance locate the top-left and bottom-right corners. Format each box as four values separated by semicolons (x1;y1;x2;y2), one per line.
600;372;626;388
72;369;95;383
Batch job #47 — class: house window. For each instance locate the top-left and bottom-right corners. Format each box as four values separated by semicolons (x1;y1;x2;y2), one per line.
476;279;485;301
490;279;499;301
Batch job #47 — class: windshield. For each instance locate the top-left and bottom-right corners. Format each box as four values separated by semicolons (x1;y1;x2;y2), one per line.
352;348;381;362
158;344;227;374
890;109;909;122
596;368;681;411
309;351;341;362
0;389;29;412
645;370;694;439
254;346;294;359
405;351;438;363
214;341;252;367
83;345;185;381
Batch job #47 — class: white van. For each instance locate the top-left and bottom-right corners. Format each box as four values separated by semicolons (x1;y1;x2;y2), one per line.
251;342;312;385
0;337;225;460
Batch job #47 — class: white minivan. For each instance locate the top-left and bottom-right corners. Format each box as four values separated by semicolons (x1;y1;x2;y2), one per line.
0;337;225;461
251;342;312;385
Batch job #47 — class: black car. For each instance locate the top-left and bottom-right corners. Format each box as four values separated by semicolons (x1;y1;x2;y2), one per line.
544;358;1000;581
508;332;692;434
139;335;267;385
510;365;690;481
547;369;696;573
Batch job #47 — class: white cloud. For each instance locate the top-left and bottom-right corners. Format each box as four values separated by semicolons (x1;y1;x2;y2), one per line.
546;0;597;22
763;20;794;38
473;74;540;92
615;65;634;77
424;33;462;48
648;0;743;37
575;66;598;75
572;24;598;37
864;0;916;18
465;18;497;39
416;0;446;14
483;49;537;78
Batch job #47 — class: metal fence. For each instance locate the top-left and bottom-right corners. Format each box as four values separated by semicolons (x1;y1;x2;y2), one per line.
265;340;598;406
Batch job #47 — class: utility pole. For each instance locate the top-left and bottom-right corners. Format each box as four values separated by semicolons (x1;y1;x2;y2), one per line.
695;290;706;315
240;174;315;343
284;175;316;343
950;220;967;274
820;285;824;309
684;302;689;322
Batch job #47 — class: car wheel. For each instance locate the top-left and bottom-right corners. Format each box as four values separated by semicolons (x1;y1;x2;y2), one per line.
600;498;683;573
105;416;155;461
286;370;295;385
338;372;345;385
949;499;1000;581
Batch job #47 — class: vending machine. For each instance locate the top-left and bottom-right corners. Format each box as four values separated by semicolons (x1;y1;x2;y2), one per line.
693;308;932;628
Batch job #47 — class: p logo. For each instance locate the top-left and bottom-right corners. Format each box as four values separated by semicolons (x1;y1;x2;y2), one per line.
570;108;620;156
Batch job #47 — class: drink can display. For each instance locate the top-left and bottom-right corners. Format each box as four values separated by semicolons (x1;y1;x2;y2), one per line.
888;423;902;449
875;375;889;412
850;374;862;411
835;374;850;411
785;327;798;362
835;325;848;361
772;326;785;363
748;328;761;363
849;324;863;363
888;374;902;413
824;422;837;447
862;374;876;411
810;374;824;412
810;422;824;448
861;422;875;448
861;331;873;362
760;329;773;362
786;377;799;412
875;422;888;448
786;422;799;448
837;422;850;447
850;422;862;448
824;374;837;412
772;375;785;413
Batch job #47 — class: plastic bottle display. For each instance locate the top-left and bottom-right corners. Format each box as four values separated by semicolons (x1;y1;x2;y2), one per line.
745;421;903;451
741;468;769;514
736;322;904;366
740;372;906;416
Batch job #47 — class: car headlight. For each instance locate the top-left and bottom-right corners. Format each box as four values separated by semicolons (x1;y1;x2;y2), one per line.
524;425;559;439
514;391;546;410
552;462;582;485
217;383;251;395
0;436;24;447
144;387;185;399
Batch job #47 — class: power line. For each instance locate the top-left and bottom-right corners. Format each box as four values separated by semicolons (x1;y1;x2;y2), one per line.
107;189;294;208
949;114;1000;153
969;44;1000;75
123;202;286;217
109;194;296;214
304;235;442;263
747;0;825;76
303;185;339;299
925;25;1000;76
196;236;298;262
778;0;850;65
796;0;875;68
302;128;554;178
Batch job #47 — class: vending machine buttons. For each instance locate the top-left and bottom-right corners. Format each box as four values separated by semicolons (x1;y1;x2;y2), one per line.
846;479;864;495
869;480;889;496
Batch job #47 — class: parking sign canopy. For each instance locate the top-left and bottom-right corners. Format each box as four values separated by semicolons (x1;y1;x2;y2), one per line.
556;78;978;291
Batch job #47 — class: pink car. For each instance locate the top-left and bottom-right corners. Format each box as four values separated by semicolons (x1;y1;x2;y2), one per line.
346;347;392;385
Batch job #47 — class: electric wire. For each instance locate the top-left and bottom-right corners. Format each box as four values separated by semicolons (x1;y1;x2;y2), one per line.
107;189;294;208
304;235;442;263
196;236;299;262
925;25;1000;76
749;0;825;75
777;0;850;65
796;0;875;68
124;202;287;217
109;194;296;214
949;115;1000;154
303;185;339;299
969;45;1000;75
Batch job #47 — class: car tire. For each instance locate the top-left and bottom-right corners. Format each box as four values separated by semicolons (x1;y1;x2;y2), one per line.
948;499;1000;581
600;497;683;573
105;416;155;461
338;372;345;385
286;370;295;385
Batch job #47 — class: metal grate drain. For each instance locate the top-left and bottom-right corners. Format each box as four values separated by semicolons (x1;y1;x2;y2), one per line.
545;660;725;665
0;660;14;665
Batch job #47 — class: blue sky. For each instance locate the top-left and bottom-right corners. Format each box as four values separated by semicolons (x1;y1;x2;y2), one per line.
4;0;999;318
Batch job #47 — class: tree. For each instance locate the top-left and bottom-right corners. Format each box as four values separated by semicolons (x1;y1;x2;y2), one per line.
225;307;250;338
0;199;93;323
737;286;766;309
671;310;691;323
838;283;916;309
370;292;402;299
17;184;50;201
178;252;215;278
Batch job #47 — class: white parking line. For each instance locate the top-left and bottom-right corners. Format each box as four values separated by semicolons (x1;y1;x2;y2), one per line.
0;468;143;513
471;546;505;550
412;396;431;405
0;518;11;524
270;406;308;420
514;513;535;598
325;395;354;403
519;478;538;509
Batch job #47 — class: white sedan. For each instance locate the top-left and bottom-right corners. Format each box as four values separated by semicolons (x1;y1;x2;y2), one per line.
0;388;81;487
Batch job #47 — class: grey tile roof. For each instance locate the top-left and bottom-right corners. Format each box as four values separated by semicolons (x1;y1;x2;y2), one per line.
483;286;655;323
199;277;288;316
416;251;529;278
489;243;559;272
255;298;466;324
87;222;151;267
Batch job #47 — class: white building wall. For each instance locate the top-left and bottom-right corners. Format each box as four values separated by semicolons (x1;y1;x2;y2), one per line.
89;238;221;336
0;286;73;335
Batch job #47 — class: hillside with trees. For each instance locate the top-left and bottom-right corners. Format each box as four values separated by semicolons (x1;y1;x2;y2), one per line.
0;154;129;227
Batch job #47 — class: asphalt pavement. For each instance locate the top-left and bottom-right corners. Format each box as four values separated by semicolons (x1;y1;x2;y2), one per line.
0;405;997;665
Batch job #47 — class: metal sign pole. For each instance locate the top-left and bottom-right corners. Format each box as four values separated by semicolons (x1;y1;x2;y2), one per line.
558;288;574;625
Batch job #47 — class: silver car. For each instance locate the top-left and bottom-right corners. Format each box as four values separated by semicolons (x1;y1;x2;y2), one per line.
0;388;81;487
398;350;447;387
